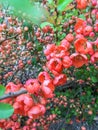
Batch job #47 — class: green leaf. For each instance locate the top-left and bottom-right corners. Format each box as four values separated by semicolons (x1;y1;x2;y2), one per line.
0;103;14;119
40;22;54;28
79;14;86;20
91;76;98;83
57;0;73;12
0;85;5;97
32;57;37;65
47;0;53;4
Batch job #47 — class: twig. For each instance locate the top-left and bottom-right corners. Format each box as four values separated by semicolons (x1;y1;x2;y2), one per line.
0;34;19;45
0;89;27;100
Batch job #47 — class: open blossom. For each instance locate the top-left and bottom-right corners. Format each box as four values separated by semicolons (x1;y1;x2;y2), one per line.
62;56;72;68
46;58;63;76
13;94;34;116
76;0;89;9
44;44;56;60
74;19;86;34
65;33;74;42
74;37;94;55
38;71;51;83
83;26;93;36
42;79;55;91
6;82;21;93
53;74;67;86
25;79;41;94
41;85;54;98
91;51;98;63
60;39;70;51
70;53;88;68
50;45;70;58
28;104;46;119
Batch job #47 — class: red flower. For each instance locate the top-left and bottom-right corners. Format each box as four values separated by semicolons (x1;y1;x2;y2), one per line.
28;104;46;119
46;58;63;76
74;19;86;34
60;39;70;51
41;86;54;98
66;33;74;42
76;0;88;9
44;44;56;60
74;37;94;54
53;74;67;86
25;79;41;94
62;56;72;68
91;51;98;63
70;53;88;68
6;82;20;93
38;71;51;83
13;94;33;116
51;45;69;58
42;79;55;91
83;26;93;36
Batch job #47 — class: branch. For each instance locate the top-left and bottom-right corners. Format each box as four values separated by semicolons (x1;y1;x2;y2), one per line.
0;89;27;100
0;34;19;45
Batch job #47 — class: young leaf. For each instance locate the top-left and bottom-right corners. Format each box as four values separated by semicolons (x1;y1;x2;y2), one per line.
79;14;86;20
47;0;53;4
40;22;54;29
57;0;73;12
0;103;14;119
0;85;5;97
91;76;98;83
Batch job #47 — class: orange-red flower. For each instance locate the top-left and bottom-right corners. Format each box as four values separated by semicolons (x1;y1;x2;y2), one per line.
66;33;74;42
74;19;86;34
60;39;70;51
42;79;55;91
62;56;72;68
28;104;46;119
53;74;67;86
76;0;88;9
51;45;69;58
91;51;98;63
83;26;93;36
6;82;20;93
41;85;54;98
44;44;56;60
25;79;41;94
74;37;94;54
38;71;51;83
70;53;88;68
46;58;63;76
13;94;33;116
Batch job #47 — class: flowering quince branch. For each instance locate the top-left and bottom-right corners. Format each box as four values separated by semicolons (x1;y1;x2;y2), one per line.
0;34;19;45
0;89;27;100
0;1;98;129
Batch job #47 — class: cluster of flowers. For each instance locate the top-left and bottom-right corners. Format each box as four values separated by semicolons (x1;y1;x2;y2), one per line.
44;17;98;72
0;70;65;129
0;0;98;129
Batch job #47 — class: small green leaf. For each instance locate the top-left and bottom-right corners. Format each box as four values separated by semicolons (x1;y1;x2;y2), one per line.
40;22;54;29
0;103;14;119
0;85;5;97
91;76;98;83
79;14;86;20
47;0;53;4
32;57;37;65
57;0;73;12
